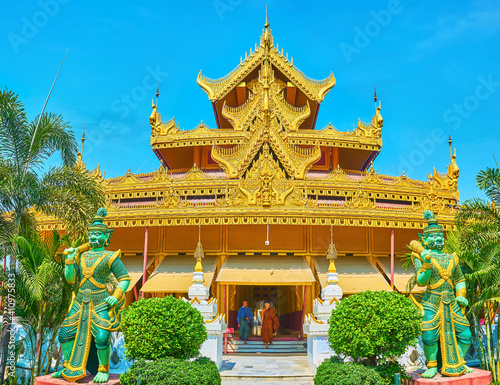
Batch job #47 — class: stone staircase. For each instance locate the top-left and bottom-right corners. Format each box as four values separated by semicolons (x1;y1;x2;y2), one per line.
225;339;307;354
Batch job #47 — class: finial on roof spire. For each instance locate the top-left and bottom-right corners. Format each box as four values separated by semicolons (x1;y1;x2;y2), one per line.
156;83;159;108
261;8;273;50
374;85;377;104
81;122;86;157
448;126;452;159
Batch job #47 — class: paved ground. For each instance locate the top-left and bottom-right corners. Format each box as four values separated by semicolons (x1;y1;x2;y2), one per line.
220;355;314;384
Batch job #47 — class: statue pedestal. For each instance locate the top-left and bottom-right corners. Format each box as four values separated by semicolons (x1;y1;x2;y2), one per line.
34;374;121;384
406;369;492;384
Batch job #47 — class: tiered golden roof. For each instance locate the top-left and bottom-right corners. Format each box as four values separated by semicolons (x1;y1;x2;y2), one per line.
37;22;459;231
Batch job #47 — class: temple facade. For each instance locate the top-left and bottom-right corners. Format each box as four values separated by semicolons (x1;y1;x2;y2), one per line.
38;22;459;337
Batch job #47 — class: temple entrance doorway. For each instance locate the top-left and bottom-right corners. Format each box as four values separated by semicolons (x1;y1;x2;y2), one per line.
228;284;306;340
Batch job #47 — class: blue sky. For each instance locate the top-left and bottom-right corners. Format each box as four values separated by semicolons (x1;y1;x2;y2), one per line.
1;0;499;201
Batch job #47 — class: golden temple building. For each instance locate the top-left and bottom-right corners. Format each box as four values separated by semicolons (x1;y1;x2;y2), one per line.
39;22;459;337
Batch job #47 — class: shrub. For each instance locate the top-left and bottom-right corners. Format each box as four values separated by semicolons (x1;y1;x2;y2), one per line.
374;361;410;385
314;360;384;385
121;296;207;360
328;290;422;365
120;356;221;385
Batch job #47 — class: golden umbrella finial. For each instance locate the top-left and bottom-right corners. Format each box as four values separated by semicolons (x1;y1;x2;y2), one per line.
326;225;338;274
194;224;205;272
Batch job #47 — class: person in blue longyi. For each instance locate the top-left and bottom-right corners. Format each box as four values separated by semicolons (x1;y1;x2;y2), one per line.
237;300;253;344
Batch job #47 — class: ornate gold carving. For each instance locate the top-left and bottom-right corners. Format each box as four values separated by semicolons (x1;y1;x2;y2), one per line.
151;166;172;183
420;186;448;215
221;94;258;131
115;169;141;186
36;23;460;234
157;181;182;208
181;164;209;182
197;24;335;103
349;186;375;209
238;143;294;207
151;116;179;139
228;284;237;311
38;214;457;231
429;148;459;200
150;100;161;129
365;166;382;184
355;102;383;140
209;52;321;181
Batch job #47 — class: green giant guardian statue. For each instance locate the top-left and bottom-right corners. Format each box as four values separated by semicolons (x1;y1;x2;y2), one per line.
52;207;131;383
410;210;472;378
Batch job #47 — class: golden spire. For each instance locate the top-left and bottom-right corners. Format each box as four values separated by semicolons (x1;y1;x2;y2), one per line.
156;84;159;109
261;9;273;50
448;126;452;159
76;124;85;168
194;224;205;272
150;87;161;127
81;122;85;157
326;225;338;273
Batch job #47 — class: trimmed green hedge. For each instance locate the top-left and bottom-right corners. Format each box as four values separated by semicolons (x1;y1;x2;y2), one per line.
121;296;207;360
314;360;384;385
328;290;421;365
120;356;221;385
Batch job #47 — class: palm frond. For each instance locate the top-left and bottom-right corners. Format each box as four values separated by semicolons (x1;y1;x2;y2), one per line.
26;112;76;170
0;87;29;173
476;166;500;202
456;198;500;227
37;166;104;237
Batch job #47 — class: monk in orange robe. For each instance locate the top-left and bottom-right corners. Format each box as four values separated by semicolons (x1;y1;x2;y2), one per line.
261;300;279;348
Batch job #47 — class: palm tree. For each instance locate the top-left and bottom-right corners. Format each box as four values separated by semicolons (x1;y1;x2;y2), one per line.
0;88;104;236
453;164;500;380
0;87;105;381
0;230;78;384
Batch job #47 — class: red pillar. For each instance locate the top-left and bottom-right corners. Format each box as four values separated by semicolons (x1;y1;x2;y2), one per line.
390;228;395;290
133;286;138;302
223;284;227;323
142;226;149;298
